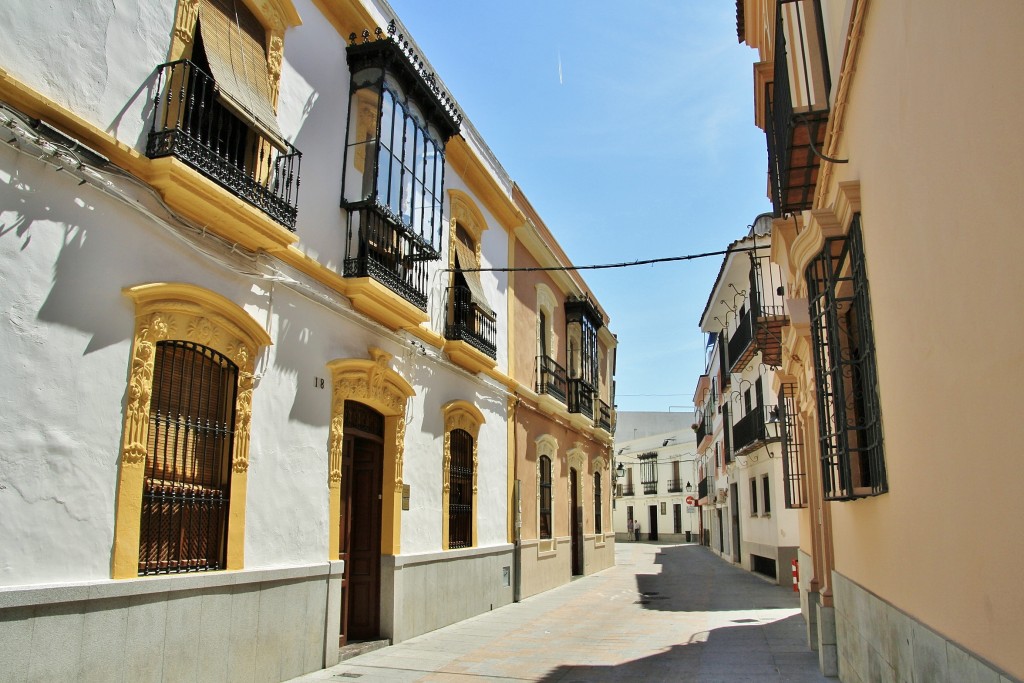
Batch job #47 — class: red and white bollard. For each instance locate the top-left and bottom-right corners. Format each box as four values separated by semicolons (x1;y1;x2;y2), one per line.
791;559;799;592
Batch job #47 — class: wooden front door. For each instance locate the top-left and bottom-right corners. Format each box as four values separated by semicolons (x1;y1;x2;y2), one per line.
339;402;384;644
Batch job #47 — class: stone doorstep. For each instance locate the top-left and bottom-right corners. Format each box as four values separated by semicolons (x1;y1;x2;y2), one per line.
338;639;390;662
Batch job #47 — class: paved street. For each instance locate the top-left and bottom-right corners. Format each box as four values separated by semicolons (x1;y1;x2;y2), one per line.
289;542;833;682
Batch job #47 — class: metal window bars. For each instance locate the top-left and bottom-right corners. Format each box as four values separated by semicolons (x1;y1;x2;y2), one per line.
140;340;237;575
806;216;886;500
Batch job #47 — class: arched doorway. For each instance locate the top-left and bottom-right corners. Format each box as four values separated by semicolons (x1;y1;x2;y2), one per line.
340;400;384;642
327;348;415;646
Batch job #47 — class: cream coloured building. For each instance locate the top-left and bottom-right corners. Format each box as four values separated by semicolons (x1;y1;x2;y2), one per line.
735;0;1024;680
692;222;801;584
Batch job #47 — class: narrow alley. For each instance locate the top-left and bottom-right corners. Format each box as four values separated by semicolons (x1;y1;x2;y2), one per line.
289;542;831;683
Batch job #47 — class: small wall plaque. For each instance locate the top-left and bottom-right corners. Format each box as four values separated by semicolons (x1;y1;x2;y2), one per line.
402;484;410;510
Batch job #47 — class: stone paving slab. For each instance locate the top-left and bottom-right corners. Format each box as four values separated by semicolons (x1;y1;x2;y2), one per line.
287;542;835;682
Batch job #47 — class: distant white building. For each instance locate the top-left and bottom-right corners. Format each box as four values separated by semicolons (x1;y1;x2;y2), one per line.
612;412;699;543
692;219;800;584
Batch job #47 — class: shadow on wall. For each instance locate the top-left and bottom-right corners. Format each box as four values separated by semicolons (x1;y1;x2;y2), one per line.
269;298;325;427
0;153;134;355
106;68;159;152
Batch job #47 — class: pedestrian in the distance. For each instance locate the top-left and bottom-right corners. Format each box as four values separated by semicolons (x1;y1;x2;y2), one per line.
626;518;633;541
634;521;641;542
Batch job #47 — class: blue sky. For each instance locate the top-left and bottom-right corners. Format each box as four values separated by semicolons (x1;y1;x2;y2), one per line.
387;0;771;412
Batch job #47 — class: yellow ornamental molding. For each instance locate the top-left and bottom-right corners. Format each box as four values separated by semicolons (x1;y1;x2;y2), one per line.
326;348;415;558
441;400;485;549
113;283;271;578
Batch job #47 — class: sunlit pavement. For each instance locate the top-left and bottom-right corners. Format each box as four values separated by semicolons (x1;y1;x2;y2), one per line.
287;542;834;682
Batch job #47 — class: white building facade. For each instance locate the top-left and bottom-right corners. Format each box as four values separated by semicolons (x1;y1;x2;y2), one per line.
693;220;800;584
612;412;699;544
0;0;606;680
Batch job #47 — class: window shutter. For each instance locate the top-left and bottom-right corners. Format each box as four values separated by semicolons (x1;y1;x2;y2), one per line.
197;0;288;150
453;239;493;314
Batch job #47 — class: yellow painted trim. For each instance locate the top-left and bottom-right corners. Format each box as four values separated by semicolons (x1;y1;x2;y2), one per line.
326;348;415;558
752;61;773;132
113;283;270;578
441;400;484;550
507;227;516;544
443;339;497;375
0;68;149;177
310;0;378;44
446;136;525;232
448;189;490;245
0;69;300;256
148;157;299;251
345;277;430;331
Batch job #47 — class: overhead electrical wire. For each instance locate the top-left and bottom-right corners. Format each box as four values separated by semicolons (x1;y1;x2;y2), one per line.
449;244;766;274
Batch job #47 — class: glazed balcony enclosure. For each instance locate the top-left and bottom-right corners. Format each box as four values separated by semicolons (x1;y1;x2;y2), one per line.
148;60;302;229
766;0;831;216
565;296;603;419
340;23;462;309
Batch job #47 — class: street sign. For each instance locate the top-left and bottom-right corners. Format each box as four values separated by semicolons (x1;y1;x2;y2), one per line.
685;495;696;505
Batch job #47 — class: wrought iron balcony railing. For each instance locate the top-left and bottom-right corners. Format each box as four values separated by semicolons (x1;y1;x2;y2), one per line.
344;204;431;309
445;285;496;359
731;404;782;455
766;0;831;216
642;481;658;495
667;478;684;493
147;60;301;229
595;398;612;431
567;378;594;419
619;485;635;497
536;355;567;404
728;308;755;373
695;420;708;447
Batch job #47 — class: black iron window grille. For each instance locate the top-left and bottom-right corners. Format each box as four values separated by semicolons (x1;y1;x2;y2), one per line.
448;428;473;549
639;452;659;495
595;398;613;431
593;472;602;534
341;22;462;309
148;0;301;229
536;355;568;403
723;403;732;463
446;228;497;357
750;478;759;515
732;403;782;455
148;59;302;229
445;285;497;358
539;455;552;539
762;475;772;515
778;383;808;508
140;340;237;575
766;0;831;216
807;215;886;500
718;334;731;388
667;461;683;492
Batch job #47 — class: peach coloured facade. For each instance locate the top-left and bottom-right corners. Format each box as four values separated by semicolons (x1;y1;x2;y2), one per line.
738;0;1024;680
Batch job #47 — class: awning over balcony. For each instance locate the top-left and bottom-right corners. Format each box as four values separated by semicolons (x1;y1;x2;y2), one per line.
453;239;493;315
198;0;288;151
